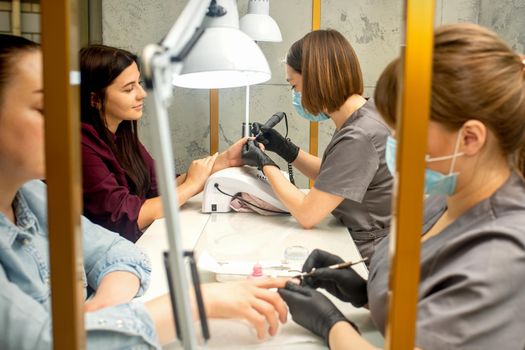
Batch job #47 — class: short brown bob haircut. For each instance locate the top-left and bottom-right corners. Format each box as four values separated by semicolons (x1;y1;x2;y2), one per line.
286;29;363;115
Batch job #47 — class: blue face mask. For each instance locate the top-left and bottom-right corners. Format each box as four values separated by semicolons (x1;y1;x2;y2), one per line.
292;90;330;122
385;132;464;196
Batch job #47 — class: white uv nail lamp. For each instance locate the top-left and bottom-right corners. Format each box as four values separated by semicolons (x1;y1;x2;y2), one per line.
202;166;289;213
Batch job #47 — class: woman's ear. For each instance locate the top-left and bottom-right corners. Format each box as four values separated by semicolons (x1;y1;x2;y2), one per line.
90;92;101;109
461;119;487;156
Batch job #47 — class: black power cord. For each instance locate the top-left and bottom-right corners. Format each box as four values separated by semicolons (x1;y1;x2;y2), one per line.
282;112;297;186
286;156;296;186
214;183;290;215
256;112;296;186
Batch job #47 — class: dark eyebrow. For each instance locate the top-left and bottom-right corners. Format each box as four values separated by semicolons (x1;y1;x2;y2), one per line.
122;81;135;88
33;89;43;94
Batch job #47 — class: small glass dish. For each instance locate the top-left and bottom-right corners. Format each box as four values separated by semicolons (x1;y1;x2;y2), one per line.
283;245;309;271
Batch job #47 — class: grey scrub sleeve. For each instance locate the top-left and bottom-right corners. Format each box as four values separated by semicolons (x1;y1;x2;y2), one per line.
314;99;393;260
367;173;525;350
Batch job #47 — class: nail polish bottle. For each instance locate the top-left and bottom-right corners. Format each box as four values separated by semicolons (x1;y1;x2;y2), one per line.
248;262;265;279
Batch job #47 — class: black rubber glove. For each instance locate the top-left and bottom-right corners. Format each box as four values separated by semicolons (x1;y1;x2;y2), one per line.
251;122;299;163
241;139;279;172
278;282;358;343
302;249;368;308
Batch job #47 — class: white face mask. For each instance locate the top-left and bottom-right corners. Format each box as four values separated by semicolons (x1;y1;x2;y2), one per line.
386;128;464;196
291;90;330;122
423;130;464;195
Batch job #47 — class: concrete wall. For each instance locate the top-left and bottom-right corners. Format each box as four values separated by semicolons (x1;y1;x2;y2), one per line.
479;0;525;52
101;0;525;185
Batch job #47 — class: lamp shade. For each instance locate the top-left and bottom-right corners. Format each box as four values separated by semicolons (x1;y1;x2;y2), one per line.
173;27;270;89
240;0;282;42
172;0;271;89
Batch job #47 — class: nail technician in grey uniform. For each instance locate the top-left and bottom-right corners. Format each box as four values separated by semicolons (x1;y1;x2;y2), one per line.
276;24;525;349
243;29;393;262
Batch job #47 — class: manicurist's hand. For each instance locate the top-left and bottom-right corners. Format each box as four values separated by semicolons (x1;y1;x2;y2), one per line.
241;139;279;172
203;278;288;340
302;249;368;307
278;281;357;342
252;122;299;163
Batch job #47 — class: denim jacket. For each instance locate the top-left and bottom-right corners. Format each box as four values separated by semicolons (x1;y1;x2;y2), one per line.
0;180;161;349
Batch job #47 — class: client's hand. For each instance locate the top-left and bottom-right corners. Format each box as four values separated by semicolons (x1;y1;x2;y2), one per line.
225;137;250;167
185;153;218;192
203;278;288;340
211;137;250;174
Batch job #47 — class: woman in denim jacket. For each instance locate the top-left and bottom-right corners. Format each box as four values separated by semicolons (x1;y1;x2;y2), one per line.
0;34;287;349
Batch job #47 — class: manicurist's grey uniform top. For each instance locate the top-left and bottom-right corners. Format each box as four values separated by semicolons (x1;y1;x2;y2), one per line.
315;98;393;259
368;172;525;350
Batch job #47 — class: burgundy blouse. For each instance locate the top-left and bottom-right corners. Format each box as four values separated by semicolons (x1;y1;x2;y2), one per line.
81;123;158;242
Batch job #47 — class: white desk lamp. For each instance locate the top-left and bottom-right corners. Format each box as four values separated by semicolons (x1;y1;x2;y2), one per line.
240;0;282;42
141;1;271;348
172;1;271;88
240;0;282;137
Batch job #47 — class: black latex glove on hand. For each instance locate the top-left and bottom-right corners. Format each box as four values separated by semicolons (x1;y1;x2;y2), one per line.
242;139;279;172
302;249;368;308
251;122;299;163
278;281;357;342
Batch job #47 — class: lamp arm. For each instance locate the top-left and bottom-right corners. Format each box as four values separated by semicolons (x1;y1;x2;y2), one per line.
143;56;198;349
140;1;216;349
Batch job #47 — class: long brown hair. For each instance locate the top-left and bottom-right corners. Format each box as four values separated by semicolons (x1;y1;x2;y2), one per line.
80;45;150;196
286;29;363;115
375;23;525;176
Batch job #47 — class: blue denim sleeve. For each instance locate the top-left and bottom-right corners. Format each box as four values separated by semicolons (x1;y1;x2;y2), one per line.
86;302;161;350
81;216;151;296
0;264;160;349
0;264;53;350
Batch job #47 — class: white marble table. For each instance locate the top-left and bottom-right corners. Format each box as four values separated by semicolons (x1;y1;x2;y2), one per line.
136;194;383;349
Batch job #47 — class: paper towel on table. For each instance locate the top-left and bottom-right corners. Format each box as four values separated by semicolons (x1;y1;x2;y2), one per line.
197;250;302;279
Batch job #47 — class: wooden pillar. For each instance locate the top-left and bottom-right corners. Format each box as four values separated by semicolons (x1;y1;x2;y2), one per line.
11;0;21;35
385;0;435;349
41;0;85;348
309;0;321;188
210;89;219;154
